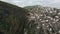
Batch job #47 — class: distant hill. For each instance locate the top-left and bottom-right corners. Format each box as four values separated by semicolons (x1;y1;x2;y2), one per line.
0;1;29;34
24;5;60;34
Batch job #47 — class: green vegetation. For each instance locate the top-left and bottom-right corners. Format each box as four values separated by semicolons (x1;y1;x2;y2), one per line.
0;1;29;34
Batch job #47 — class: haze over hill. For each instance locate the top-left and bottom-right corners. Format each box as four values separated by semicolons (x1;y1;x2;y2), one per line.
1;0;60;8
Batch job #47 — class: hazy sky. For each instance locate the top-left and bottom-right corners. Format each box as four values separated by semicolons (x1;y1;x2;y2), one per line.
0;0;60;8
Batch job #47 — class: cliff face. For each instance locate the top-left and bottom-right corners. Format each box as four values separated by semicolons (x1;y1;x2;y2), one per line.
24;5;60;34
0;1;29;34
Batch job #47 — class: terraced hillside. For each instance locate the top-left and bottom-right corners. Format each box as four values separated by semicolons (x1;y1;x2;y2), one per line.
0;1;29;34
24;5;60;34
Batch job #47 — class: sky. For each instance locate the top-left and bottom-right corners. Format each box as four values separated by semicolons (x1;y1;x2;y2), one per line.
0;0;60;8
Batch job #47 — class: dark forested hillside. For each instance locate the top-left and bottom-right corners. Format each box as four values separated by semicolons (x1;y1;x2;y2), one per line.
0;1;29;34
24;5;60;34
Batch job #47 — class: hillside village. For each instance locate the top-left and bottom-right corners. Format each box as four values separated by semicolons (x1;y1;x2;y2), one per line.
0;1;60;34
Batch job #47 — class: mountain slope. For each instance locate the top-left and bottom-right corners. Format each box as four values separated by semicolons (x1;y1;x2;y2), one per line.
24;5;60;34
0;1;29;34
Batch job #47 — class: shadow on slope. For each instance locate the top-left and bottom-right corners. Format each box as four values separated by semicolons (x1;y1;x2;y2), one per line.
0;1;29;34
